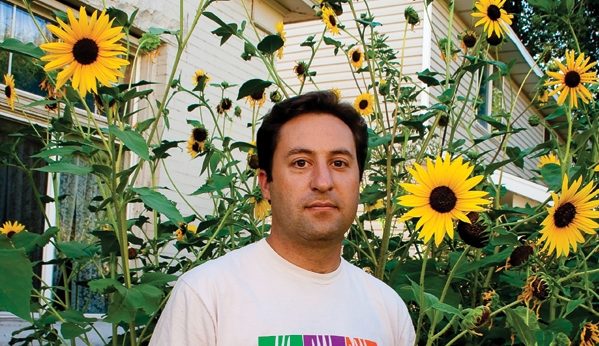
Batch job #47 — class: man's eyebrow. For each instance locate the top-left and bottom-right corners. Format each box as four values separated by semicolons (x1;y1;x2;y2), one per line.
286;148;354;157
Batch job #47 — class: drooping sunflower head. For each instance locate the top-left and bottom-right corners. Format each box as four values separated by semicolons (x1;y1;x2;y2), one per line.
472;0;514;38
353;92;374;116
538;175;599;257
486;32;502;46
321;6;340;36
457;212;490;248
217;97;232;114
545;50;598;109
40;7;130;96
246;90;266;108
398;154;491;246
537;152;560;168
460;30;477;50
348;46;364;70
187;127;208;158
193;69;211;92
0;220;26;238
3;73;16;111
294;61;309;82
275;21;285;59
580;322;599;346
519;275;551;314
250;197;271;221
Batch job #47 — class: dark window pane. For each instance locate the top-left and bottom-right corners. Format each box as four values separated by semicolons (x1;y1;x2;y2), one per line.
11;53;45;96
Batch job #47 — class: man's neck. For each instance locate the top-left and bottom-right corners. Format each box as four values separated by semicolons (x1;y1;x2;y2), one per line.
266;233;342;274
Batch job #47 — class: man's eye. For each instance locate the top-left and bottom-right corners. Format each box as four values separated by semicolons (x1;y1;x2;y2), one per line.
332;160;347;168
294;159;307;168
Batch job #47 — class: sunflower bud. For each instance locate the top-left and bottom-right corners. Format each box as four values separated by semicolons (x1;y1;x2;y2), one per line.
551;332;570;346
404;6;420;27
378;79;389;96
234;106;242;117
457;212;489;248
270;90;282;103
461;306;491;331
139;32;162;54
528;115;540;127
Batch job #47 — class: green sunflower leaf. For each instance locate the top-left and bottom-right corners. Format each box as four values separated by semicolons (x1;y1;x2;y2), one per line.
108;125;151;161
0;248;33;322
237;79;272;100
540;164;562;191
132;187;184;224
257;35;284;55
505;307;538;345
35;162;93;175
0;38;43;59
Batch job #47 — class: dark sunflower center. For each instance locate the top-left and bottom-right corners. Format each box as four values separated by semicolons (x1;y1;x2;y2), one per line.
463;34;476;48
553;202;576;228
192;142;200;153
429;186;457;213
564;71;581;88
359;100;368;109
250;91;264;101
192;128;208;142
73;38;99;65
4;85;11;98
329;15;337;26
7;231;15;238
487;5;501;20
352;51;361;62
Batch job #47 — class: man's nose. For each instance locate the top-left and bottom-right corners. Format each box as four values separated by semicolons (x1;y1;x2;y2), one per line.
310;162;334;192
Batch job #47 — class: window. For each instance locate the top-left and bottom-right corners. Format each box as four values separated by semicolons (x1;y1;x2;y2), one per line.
0;1;50;96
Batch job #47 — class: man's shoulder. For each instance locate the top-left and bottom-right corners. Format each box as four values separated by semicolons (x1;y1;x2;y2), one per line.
179;240;263;285
343;260;402;300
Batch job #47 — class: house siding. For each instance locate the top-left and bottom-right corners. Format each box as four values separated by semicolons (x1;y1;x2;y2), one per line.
280;0;425;100
429;0;544;180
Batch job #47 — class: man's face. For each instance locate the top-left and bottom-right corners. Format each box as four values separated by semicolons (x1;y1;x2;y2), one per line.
258;113;360;246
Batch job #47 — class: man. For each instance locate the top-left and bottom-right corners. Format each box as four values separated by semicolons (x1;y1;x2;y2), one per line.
150;91;415;345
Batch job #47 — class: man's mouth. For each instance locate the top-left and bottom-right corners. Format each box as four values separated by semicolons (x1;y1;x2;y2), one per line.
306;201;337;210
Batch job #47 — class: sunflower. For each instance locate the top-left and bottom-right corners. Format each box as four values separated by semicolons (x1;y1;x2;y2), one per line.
398;154;490;246
580;322;599;346
251;197;271;220
40;7;129;96
518;275;551;315
545;50;598;109
0;220;26;238
538;175;599;257
537;153;560;168
348;46;364;70
217;97;232;114
294;61;309;82
460;30;477;51
193;69;210;92
187;127;208;158
3;74;16;110
321;6;340;36
175;223;198;241
246;90;266;108
353;92;374;116
275;21;285;59
472;0;514;38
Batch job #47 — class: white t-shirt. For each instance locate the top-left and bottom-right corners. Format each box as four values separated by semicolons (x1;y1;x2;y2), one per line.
150;239;415;345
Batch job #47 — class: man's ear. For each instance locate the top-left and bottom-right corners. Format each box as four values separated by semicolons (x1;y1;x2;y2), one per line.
258;169;271;201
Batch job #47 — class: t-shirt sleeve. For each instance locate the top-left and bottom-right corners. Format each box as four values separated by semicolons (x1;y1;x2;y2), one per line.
396;298;416;346
149;278;216;346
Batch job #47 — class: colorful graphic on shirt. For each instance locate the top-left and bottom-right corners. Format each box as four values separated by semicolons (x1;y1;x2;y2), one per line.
258;334;377;346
